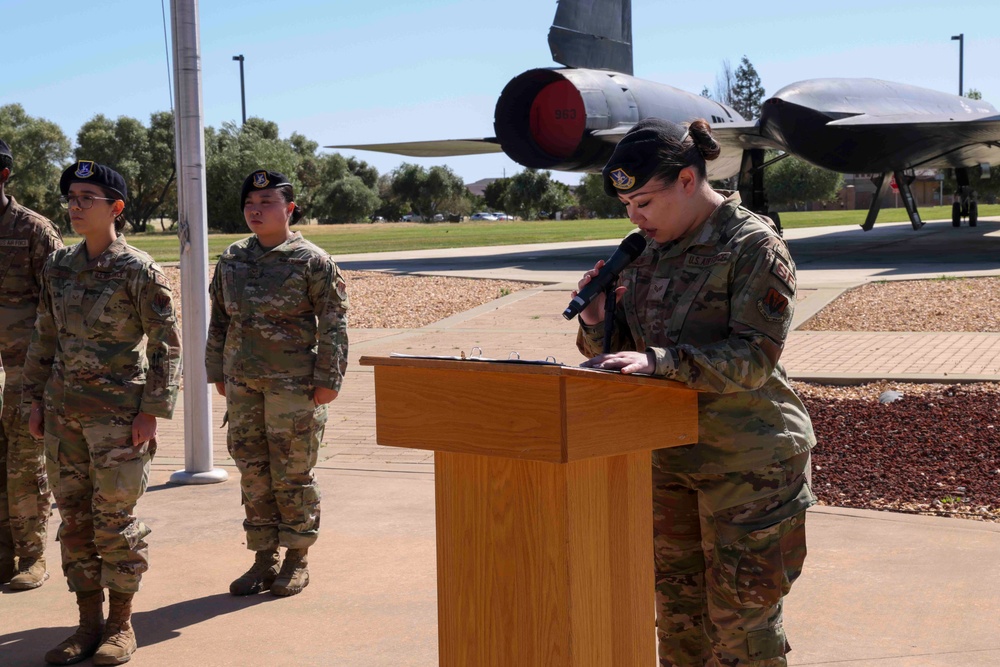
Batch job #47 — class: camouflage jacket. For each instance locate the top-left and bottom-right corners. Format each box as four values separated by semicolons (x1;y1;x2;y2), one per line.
578;192;815;473
22;236;182;419
206;232;349;391
0;197;64;389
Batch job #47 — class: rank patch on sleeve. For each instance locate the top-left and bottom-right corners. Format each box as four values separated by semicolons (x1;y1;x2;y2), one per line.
757;288;789;322
771;257;795;291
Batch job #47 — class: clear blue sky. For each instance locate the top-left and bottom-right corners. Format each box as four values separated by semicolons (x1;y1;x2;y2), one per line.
3;0;997;186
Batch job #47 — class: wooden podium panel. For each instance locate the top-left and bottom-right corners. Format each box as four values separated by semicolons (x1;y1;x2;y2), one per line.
360;356;699;667
365;357;697;462
435;451;654;666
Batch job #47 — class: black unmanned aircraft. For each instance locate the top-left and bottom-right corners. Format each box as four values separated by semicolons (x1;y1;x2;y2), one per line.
331;0;1000;232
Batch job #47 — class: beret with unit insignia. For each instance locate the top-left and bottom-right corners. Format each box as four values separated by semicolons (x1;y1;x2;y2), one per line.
59;160;128;201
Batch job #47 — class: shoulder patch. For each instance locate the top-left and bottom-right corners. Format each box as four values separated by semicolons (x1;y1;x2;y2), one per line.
153;271;170;288
152;291;174;317
771;256;795;291
757;288;789;322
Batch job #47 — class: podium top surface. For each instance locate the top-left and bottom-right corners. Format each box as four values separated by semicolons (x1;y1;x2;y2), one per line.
360;355;699;462
359;355;690;390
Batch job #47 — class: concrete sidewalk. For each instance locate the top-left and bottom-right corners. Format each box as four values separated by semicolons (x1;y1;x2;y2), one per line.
3;226;1000;666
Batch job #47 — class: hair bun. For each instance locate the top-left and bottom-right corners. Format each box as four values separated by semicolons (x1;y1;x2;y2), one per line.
687;119;721;161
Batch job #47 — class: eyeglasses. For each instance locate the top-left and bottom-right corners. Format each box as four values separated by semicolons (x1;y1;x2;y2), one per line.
59;195;118;210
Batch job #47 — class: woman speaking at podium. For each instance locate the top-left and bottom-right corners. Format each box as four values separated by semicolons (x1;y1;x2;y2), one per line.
574;118;816;667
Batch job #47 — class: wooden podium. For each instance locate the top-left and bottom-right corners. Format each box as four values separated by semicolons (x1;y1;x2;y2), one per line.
360;356;698;667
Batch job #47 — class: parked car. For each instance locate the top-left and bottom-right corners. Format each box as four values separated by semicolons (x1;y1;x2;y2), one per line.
432;213;445;222
471;212;497;221
492;212;513;220
402;213;424;222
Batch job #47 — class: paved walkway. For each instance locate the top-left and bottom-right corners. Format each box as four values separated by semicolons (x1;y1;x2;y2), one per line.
3;220;999;666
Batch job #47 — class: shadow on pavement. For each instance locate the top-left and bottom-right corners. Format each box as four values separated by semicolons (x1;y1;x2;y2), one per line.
131;592;273;647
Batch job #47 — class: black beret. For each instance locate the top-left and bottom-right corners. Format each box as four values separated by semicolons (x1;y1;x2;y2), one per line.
240;169;292;206
59;160;128;201
602;118;690;197
0;139;11;158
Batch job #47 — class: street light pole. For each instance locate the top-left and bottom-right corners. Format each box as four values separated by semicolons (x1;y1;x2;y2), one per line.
951;34;964;97
232;54;246;124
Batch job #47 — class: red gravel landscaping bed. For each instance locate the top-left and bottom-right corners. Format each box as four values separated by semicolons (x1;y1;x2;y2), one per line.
795;381;1000;522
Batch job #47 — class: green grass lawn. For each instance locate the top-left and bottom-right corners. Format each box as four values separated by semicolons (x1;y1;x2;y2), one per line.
61;204;1000;264
778;204;1000;228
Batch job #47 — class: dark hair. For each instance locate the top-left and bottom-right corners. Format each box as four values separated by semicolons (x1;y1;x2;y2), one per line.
650;119;722;185
275;184;304;225
97;185;128;233
0;154;12;174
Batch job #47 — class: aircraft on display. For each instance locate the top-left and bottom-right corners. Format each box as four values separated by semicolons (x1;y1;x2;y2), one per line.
331;0;1000;232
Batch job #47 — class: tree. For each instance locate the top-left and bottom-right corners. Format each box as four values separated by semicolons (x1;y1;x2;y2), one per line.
764;154;843;207
387;163;467;220
373;173;408;221
966;89;983;100
731;55;765;120
699;86;712;99
942;165;1000;202
204;119;301;232
75;111;177;233
503;169;574;219
0;104;72;223
713;59;735;107
308;153;381;224
576;173;625;218
483;178;510;210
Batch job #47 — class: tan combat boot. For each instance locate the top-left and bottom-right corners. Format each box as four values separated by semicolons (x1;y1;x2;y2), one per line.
229;549;280;595
93;590;136;665
9;556;49;590
44;590;105;665
271;548;309;597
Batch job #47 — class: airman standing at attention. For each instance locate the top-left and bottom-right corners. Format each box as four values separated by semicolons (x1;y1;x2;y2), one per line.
207;170;348;598
0;138;64;590
23;160;182;665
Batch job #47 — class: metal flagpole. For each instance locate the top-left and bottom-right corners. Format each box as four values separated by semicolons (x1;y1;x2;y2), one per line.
169;0;227;484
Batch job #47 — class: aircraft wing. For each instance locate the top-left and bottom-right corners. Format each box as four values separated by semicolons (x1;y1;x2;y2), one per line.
327;138;503;158
823;113;1000;170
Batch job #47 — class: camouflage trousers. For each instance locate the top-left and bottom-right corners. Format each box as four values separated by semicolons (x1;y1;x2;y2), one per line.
44;409;153;594
652;451;816;667
1;385;51;560
225;376;326;552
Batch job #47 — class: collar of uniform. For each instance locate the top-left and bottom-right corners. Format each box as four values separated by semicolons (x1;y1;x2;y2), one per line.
654;190;742;258
252;231;303;257
0;196;17;226
69;234;128;271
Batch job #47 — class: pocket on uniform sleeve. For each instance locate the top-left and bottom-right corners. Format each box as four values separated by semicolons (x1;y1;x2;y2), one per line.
713;482;816;609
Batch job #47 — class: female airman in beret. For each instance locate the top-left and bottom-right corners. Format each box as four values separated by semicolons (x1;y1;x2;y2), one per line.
206;170;348;598
23;160;182;665
574;118;816;667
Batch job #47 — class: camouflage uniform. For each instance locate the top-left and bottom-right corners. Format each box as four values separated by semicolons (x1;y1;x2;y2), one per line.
578;193;816;666
206;232;348;552
0;198;63;569
21;235;182;593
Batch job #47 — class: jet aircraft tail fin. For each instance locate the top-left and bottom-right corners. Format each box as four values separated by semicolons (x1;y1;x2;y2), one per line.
548;0;633;74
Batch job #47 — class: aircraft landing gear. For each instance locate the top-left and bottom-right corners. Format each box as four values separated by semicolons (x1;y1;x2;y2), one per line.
737;148;785;236
952;168;978;227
